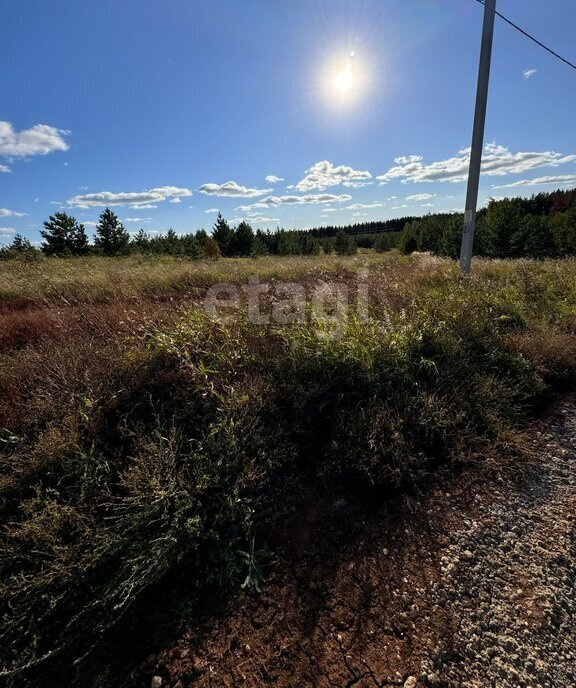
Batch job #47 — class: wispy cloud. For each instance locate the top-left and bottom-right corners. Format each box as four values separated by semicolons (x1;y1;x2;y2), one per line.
406;193;436;201
345;202;383;209
205;208;220;213
0;227;17;235
198;181;271;197
237;193;352;212
522;68;537;80
294;161;372;192
377;143;576;184
0;121;70;157
229;216;280;224
0;164;10;173
0;208;27;217
67;186;192;208
265;175;284;183
493;174;576;189
123;217;152;223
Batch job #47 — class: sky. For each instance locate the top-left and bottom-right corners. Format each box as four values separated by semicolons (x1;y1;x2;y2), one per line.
1;0;576;244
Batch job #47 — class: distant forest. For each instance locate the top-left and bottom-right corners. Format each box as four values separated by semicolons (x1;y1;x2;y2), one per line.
2;188;575;260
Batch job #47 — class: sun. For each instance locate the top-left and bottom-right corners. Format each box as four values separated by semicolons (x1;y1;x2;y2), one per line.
322;51;368;106
335;62;353;94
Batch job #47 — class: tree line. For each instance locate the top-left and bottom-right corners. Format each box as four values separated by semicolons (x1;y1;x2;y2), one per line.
1;188;575;261
394;188;576;259
0;208;359;260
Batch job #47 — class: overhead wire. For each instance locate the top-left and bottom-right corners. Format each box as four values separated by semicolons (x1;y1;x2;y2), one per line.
473;0;576;72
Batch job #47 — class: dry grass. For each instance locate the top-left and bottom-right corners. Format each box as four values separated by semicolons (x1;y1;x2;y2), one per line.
0;253;575;687
0;252;409;304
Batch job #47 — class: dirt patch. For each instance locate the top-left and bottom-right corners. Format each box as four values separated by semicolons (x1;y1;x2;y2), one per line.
104;398;576;688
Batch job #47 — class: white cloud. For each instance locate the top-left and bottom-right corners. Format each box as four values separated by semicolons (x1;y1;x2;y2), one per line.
229;216;280;224
123;217;152;223
352;212;368;218
0;164;10;173
0;227;17;235
133;203;157;209
377;143;576;184
390;205;409;210
345;202;383;209
394;155;423;165
295;160;372;192
198;181;272;197
420;203;435;207
322;208;338;213
265;175;284;183
67;186;192;208
406;193;436;201
523;68;537;80
169;197;181;204
0;208;27;217
0;121;70;157
205;208;220;213
84;221;98;227
493;174;576;189
237;193;352;212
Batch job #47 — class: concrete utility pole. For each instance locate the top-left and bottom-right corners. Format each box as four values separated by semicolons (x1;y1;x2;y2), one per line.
460;0;496;276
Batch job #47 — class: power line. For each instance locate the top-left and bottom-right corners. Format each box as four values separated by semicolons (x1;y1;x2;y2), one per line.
474;0;576;72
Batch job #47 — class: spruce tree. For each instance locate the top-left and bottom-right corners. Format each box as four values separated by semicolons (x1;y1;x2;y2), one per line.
211;213;234;257
234;221;254;256
94;208;130;256
132;228;151;252
40;212;87;256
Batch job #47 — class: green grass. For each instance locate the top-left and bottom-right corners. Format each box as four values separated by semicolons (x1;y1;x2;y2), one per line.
0;254;575;686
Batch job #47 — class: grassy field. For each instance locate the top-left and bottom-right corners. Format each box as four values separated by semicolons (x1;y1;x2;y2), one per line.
0;252;405;302
1;252;575;686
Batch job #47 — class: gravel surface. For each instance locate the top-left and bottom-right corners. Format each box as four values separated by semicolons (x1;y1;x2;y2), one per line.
118;399;576;688
430;401;576;687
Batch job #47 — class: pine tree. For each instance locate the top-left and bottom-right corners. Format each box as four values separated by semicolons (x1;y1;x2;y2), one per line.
94;208;130;256
163;228;181;255
71;224;89;255
203;237;221;260
234;221;254;256
334;228;356;256
11;234;33;253
40;212;88;256
251;236;269;257
211;213;234;257
132;228;151;252
195;229;209;246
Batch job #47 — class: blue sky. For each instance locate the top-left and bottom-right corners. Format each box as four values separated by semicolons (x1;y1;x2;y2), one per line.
1;0;576;244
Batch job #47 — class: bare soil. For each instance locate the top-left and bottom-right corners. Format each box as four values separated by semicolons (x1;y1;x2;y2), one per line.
104;396;576;688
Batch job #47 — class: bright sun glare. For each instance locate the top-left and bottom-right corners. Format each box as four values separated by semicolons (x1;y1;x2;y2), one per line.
335;62;353;93
324;51;367;106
